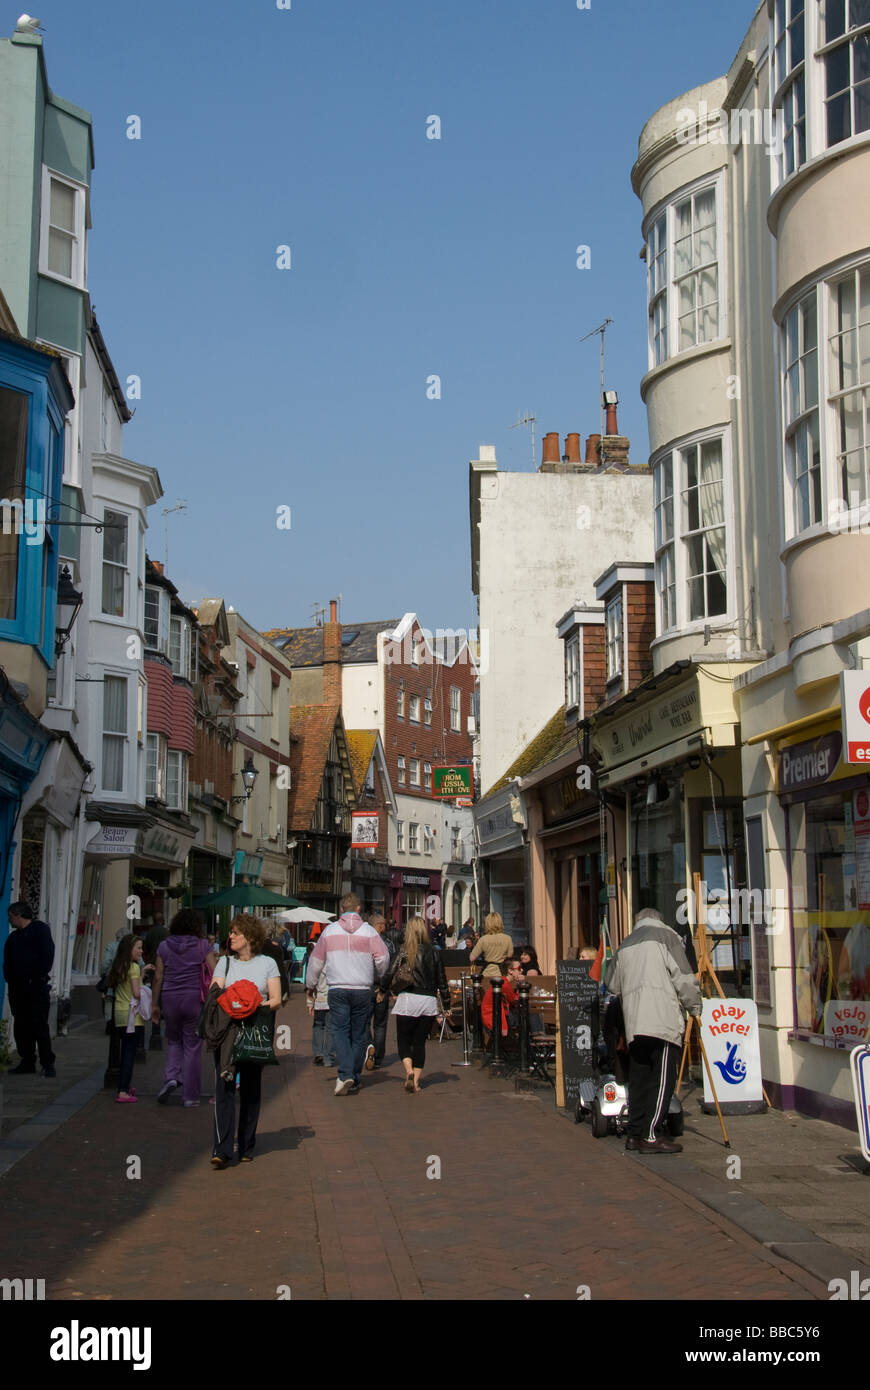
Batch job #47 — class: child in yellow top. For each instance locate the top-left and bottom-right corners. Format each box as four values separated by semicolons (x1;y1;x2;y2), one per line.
108;935;144;1102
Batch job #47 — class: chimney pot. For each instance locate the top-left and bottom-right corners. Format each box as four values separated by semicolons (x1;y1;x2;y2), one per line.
585;434;601;465
329;599;338;622
605;402;619;436
565;432;581;464
542;431;560;465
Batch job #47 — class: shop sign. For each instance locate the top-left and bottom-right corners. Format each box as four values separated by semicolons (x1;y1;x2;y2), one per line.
402;873;432;887
777;731;842;793
842;671;870;762
598;679;701;769
88;825;140;857
351;812;378;849
455;796;473;807
849;1045;870;1165
140;826;192;864
432;765;474;798
543;771;587;822
235;851;263;878
823;1001;870;1044
701;999;763;1106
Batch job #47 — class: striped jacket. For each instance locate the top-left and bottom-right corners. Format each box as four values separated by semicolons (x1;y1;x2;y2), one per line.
305;913;390;992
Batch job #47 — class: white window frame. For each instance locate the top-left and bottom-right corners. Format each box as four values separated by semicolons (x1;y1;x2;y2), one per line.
144;586;170;653
782;288;822;535
565;633;580;709
817;0;870;152
645;174;725;372
652;427;733;635
409;693;421;724
423;824;434;855
101;508;129;619
397;820;405;853
397;755;406;786
424;689;432;726
169;615;192;679
101;672;129;797
606;595;623;683
424;761;432;792
397;680;405;719
451;825;462;859
827;262;870;509
409;822;419;853
146;732;168;802
166;749;188;812
39;166;87;290
409;757;420;788
450;685;461;732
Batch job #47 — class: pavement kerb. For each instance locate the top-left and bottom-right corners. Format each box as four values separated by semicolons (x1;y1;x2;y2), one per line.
532;1082;870;1296
0;1063;105;1179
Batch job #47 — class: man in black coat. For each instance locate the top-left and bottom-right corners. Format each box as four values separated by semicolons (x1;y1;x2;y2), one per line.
4;901;56;1076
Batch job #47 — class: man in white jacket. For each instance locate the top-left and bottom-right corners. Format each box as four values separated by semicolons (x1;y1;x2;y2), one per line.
305;893;390;1095
605;906;701;1154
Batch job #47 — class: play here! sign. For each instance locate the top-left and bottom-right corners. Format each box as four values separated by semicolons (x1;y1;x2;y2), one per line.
842;671;870;763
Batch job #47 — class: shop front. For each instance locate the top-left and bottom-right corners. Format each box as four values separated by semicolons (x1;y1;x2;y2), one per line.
77;810;150;984
0;688;53;1015
390;869;442;927
592;663;752;992
350;854;391;918
131;817;197;933
189;811;235;936
473;783;528;946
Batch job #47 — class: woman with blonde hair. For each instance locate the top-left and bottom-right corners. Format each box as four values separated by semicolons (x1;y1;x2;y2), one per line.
469;912;515;980
383;916;449;1092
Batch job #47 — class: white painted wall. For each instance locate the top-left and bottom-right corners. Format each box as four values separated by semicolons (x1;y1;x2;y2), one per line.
474;466;654;792
341;662;382;739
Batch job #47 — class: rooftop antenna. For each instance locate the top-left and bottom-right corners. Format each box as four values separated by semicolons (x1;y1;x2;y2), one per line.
509;410;536;468
580;318;613;446
160;499;187;572
311;603;327;628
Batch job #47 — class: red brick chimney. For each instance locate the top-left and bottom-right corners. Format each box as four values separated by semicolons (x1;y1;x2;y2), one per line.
322;599;342;704
541;432;560;466
565;432;581;464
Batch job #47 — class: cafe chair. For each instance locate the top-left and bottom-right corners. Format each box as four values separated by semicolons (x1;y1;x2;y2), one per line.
528;1033;557;1088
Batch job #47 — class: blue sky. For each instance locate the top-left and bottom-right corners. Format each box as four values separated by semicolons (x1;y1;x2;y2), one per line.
36;0;757;633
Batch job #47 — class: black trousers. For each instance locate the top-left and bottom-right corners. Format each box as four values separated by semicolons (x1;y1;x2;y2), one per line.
9;983;54;1069
370;990;389;1063
213;1057;263;1160
396;1014;433;1070
626;1035;680;1142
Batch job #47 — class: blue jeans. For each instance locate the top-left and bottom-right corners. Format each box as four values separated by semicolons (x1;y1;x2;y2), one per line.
312;1009;335;1065
327;988;372;1082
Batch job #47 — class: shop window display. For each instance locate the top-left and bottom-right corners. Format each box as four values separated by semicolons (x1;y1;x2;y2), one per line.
792;790;870;1038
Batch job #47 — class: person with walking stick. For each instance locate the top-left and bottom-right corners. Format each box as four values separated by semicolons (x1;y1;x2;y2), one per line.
604;906;701;1154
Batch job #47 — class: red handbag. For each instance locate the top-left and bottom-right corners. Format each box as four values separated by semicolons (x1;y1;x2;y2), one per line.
217;979;262;1020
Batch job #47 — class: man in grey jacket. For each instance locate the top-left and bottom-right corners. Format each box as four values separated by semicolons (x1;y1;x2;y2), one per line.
605;906;701;1154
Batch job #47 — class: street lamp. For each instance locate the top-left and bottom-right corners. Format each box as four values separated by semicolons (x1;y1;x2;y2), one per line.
55;565;83;656
231;754;258;803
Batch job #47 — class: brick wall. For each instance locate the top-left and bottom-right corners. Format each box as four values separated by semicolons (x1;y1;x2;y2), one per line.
382;620;477;804
624;581;655;688
582;625;607;713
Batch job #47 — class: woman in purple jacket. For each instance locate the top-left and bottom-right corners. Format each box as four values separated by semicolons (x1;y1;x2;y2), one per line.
152;909;216;1107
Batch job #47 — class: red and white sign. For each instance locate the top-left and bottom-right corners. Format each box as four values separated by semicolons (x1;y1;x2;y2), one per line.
841;671;870;763
823;1000;870;1044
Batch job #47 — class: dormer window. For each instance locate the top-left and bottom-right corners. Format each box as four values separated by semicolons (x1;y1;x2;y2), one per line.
606;595;623;683
565;634;580;709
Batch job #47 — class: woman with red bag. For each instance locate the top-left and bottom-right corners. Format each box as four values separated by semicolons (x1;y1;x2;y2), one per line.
151;909;216;1108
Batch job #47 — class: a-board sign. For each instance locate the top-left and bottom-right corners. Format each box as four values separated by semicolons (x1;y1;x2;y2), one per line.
700;998;765;1112
441;949;472;967
555;959;600;1108
849;1044;870;1164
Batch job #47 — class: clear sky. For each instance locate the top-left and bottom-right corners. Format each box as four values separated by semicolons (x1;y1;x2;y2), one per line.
35;0;758;634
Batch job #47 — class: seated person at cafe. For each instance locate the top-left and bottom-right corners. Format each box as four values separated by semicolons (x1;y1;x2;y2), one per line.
480;962;518;1040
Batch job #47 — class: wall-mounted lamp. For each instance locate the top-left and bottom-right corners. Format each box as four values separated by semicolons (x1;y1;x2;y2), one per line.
54;565;83;657
231;754;258;803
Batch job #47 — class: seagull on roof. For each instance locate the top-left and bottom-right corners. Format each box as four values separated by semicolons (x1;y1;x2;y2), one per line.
16;14;46;32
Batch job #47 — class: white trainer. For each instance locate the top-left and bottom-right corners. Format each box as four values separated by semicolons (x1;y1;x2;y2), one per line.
335;1077;354;1096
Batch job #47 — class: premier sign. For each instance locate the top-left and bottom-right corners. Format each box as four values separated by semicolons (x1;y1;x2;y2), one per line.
842;671;870;763
777;731;841;793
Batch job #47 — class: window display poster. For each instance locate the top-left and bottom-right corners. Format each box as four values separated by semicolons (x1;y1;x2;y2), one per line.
823;1000;870;1044
701;998;763;1106
854;790;870;910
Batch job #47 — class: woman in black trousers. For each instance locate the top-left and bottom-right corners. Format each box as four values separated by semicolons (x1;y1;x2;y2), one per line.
384;916;449;1092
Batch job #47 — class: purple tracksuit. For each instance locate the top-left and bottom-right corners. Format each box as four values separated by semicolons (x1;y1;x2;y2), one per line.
158;936;212;1103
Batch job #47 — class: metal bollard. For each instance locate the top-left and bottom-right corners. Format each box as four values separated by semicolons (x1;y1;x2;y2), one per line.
490;977;504;1072
517;980;531;1075
471;975;484;1054
452;975;473;1067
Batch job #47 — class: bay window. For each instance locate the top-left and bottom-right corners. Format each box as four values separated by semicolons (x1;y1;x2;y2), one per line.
169;615;192;680
773;0;807;175
146;732;167;802
144;586;169;652
39;168;87;288
653;434;729;632
783;292;822;531
102;675;128;794
822;0;870;147
646;179;722;370
565;634;580;709
606;596;623;682
829;265;870;504
101;509;128;616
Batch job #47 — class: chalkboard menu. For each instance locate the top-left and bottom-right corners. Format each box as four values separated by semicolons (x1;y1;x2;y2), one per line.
555;960;600;1108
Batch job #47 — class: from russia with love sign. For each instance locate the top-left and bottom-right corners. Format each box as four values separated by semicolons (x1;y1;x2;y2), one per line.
700;999;764;1108
432;765;474;798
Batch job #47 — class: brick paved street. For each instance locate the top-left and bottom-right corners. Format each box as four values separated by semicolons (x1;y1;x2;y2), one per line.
0;996;828;1301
